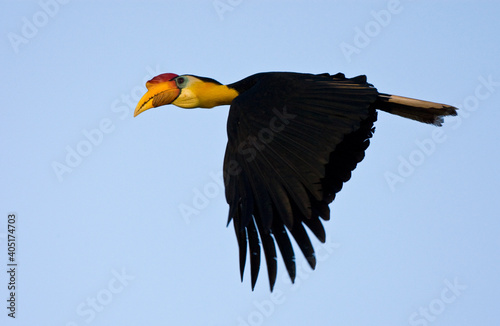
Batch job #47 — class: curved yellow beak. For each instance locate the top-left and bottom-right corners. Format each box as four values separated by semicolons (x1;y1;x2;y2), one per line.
134;79;180;117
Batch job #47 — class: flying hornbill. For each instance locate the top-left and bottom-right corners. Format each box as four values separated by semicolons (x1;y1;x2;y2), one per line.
134;72;457;291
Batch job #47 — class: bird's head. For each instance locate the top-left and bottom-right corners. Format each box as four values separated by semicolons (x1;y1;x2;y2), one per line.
134;73;238;117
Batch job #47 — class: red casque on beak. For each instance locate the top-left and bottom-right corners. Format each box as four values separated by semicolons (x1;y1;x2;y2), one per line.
134;73;180;117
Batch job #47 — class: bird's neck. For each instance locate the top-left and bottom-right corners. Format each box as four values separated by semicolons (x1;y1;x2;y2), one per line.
195;83;239;108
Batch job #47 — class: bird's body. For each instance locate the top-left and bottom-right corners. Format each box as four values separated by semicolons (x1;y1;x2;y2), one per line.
134;72;457;290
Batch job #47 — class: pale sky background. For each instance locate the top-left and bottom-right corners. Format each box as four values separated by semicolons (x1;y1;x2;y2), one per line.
1;1;500;325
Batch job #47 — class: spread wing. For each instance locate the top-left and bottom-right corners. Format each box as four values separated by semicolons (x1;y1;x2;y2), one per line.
223;73;378;290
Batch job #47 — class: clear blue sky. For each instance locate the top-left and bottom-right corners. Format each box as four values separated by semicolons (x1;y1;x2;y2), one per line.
1;1;499;325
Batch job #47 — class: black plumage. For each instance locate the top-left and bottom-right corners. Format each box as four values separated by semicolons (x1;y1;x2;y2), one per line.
223;72;456;290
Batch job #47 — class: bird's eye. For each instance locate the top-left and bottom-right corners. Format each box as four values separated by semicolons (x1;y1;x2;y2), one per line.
176;77;187;88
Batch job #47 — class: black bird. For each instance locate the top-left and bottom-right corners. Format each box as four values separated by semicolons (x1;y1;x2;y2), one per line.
134;72;457;290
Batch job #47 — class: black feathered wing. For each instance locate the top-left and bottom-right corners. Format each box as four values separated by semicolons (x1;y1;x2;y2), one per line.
223;73;378;290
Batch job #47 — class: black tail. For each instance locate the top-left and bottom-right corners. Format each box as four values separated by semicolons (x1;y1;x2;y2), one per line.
372;93;458;126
